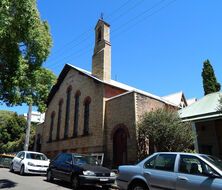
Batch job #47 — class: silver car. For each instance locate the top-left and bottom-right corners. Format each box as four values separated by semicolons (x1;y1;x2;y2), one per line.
117;152;222;190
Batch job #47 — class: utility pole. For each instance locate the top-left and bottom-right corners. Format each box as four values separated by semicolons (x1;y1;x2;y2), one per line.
24;104;32;151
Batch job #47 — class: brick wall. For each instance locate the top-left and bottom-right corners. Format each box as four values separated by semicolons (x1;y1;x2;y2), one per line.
41;69;105;156
104;92;137;167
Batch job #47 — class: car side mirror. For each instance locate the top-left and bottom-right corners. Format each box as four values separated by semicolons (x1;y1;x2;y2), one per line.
207;171;220;178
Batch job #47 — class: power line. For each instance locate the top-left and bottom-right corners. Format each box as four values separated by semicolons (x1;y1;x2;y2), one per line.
46;0;176;70
112;0;177;38
45;0;135;64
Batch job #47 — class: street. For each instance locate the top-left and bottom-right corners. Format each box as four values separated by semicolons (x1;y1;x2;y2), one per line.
0;168;110;190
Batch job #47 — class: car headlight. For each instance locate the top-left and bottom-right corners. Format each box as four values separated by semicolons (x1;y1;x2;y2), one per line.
110;172;116;177
83;170;96;176
28;162;35;167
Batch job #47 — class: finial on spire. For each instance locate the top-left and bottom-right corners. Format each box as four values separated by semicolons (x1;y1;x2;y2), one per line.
100;12;104;20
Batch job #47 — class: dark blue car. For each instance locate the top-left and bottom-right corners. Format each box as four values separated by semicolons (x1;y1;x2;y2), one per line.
46;153;116;189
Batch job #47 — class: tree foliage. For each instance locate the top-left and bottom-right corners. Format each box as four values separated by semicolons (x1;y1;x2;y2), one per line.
0;110;35;153
202;59;221;95
0;0;52;105
218;95;222;113
138;108;194;159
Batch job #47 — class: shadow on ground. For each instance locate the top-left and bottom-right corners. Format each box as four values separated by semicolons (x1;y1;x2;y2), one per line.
0;179;17;189
44;179;111;190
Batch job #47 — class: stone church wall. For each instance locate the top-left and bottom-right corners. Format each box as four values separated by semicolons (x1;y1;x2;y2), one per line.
136;93;167;121
41;69;105;158
104;92;137;167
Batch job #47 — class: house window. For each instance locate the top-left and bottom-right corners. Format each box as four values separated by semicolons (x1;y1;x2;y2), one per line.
64;86;72;139
73;91;81;137
49;111;55;142
83;97;91;135
56;99;63;140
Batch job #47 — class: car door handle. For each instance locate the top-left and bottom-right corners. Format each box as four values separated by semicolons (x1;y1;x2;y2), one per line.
178;176;188;181
144;171;151;175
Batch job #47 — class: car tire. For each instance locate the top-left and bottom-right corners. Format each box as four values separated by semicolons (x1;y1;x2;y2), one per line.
130;182;148;190
71;175;80;190
46;170;54;182
20;165;25;176
9;163;14;172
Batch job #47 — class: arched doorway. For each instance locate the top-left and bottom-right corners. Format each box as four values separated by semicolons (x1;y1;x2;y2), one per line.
113;128;127;167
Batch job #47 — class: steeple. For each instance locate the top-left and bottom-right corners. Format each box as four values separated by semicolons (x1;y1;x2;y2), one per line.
92;19;111;82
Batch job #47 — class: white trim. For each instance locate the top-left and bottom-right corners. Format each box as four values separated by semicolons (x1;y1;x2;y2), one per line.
66;63;177;107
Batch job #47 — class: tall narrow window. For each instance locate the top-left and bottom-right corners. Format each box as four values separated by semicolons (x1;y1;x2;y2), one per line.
49;111;55;142
83;97;91;135
64;86;72;139
56;99;63;140
73;91;81;137
97;27;102;42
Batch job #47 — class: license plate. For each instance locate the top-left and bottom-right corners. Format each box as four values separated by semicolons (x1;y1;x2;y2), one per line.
100;178;108;181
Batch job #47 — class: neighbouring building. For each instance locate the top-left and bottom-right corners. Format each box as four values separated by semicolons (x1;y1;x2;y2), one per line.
23;111;45;123
162;91;196;109
37;19;179;167
179;92;222;158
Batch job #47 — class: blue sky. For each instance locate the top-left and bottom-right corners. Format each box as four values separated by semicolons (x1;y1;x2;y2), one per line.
1;0;222;114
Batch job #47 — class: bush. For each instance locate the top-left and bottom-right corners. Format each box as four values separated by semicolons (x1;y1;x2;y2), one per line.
137;108;195;159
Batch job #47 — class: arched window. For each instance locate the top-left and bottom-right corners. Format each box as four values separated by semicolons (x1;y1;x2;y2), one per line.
56;99;63;140
73;91;81;137
97;27;102;42
83;97;91;135
49;111;55;142
64;86;72;139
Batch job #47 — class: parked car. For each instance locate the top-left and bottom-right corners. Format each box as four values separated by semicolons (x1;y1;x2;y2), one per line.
117;152;222;190
46;153;116;189
0;154;15;168
10;151;49;175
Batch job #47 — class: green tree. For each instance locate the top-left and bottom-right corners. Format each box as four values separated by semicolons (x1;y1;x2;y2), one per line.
138;108;194;159
218;95;222;113
0;0;56;151
0;0;52;104
21;67;56;151
202;59;221;95
0;110;33;153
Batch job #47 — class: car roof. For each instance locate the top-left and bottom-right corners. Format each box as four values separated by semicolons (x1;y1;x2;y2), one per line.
60;152;92;157
20;151;46;154
153;152;205;156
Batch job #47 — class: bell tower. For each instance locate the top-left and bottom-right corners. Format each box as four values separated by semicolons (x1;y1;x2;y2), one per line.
92;19;111;82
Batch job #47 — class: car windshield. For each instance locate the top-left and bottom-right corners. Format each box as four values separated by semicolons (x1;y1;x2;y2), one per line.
201;155;222;171
26;153;47;161
74;155;99;165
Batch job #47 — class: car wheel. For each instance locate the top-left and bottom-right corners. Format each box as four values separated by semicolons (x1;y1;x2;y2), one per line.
46;170;54;182
9;163;14;172
71;175;80;190
20;165;25;176
130;182;148;190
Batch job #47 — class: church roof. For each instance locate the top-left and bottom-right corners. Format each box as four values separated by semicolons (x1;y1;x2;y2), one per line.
179;92;222;121
46;64;176;107
95;19;110;29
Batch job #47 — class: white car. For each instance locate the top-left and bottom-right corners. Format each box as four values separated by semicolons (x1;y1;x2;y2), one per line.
10;151;50;175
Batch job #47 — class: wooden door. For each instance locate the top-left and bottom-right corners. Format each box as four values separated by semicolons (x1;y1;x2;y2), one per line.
113;128;127;167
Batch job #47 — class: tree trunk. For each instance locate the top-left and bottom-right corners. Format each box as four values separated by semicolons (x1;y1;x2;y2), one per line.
24;104;32;151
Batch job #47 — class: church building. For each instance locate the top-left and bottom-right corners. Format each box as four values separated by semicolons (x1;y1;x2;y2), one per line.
39;19;176;167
